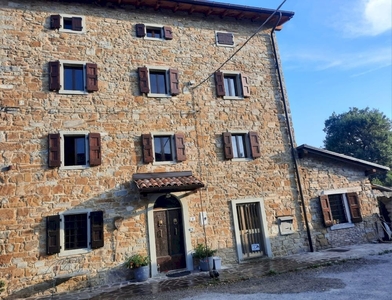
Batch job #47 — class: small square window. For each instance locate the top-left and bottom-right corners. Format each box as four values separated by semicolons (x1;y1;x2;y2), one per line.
64;65;84;91
216;32;234;47
138;67;179;97
222;131;261;160
50;14;85;33
154;135;173;162
64;135;87;166
136;24;173;40
150;71;168;95
64;213;88;250
146;27;163;39
215;71;250;99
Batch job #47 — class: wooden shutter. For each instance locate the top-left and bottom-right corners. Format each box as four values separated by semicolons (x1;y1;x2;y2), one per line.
222;132;233;159
48;133;61;167
138;67;150;94
347;193;362;223
50;15;61;29
169;68;180;95
72;17;83;31
215;71;225;96
175;133;186;162
90;211;104;249
135;24;146;37
163;26;173;40
49;61;61;91
86;63;98;92
249;131;261;158
217;32;234;45
46;215;60;255
142;133;153;163
89;133;101;166
320;195;333;227
241;74;250;97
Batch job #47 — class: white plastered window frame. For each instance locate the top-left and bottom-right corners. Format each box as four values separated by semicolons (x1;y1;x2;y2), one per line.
145;66;171;98
59;130;89;170
58;14;86;34
231;198;272;262
58;208;92;257
221;70;244;100
228;130;252;162
321;186;361;230
215;31;235;48
143;23;165;41
58;60;88;95
151;131;176;165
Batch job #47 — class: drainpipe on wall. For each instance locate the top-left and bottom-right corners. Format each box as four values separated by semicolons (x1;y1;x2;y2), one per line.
270;13;314;252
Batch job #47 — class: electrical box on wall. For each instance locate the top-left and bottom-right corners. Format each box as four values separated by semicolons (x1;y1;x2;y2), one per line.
199;212;208;225
277;216;294;235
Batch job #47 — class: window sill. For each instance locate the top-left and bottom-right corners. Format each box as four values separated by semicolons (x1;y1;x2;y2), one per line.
59;29;86;34
59;248;91;257
147;93;171;98
59;90;88;95
144;37;165;41
60;165;89;170
223;96;244;100
153;161;177;165
231;158;252;162
330;223;355;230
216;43;235;48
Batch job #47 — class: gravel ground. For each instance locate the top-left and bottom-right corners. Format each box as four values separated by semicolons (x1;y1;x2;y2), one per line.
131;252;392;300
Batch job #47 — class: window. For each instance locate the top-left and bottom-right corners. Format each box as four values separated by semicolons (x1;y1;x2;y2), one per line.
138;67;179;97
46;210;104;256
135;24;173;40
50;14;85;33
48;132;101;169
141;133;186;164
222;131;261;160
216;32;234;47
49;60;98;94
320;191;362;228
215;71;250;99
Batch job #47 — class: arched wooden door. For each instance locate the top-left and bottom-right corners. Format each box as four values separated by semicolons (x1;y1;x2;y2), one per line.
154;195;186;272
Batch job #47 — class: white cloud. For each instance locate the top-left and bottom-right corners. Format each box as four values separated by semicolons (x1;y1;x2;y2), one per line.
342;0;392;36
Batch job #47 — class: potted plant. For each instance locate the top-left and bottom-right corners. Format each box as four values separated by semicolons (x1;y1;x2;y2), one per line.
192;244;217;271
124;254;150;282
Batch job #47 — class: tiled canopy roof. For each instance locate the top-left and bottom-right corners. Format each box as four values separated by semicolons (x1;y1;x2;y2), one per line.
134;171;204;193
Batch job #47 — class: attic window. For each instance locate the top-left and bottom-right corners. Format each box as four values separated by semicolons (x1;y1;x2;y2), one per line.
135;24;173;40
216;32;234;47
50;14;85;33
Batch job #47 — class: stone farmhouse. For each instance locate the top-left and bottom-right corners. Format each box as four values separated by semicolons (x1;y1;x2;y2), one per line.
0;0;389;297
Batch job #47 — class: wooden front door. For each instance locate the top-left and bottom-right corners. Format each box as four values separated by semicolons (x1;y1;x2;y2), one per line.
236;202;265;259
154;207;186;272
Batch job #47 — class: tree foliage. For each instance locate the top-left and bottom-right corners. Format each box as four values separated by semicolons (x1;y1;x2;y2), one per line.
323;107;392;186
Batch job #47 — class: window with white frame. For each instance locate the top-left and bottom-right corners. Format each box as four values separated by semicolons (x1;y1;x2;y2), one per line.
141;132;186;164
46;210;104;256
320;189;363;229
49;60;98;94
48;131;101;169
50;14;86;34
135;23;173;40
138;66;179;97
215;71;250;99
216;31;234;47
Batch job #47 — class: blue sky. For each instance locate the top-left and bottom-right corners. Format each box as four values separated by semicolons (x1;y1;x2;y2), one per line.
218;0;392;148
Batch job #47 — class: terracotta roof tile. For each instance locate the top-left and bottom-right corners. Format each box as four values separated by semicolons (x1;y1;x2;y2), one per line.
134;173;204;193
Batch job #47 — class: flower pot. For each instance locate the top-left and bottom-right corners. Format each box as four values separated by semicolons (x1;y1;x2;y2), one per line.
134;265;149;282
199;257;214;271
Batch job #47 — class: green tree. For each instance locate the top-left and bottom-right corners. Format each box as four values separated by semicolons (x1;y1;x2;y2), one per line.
323;107;392;186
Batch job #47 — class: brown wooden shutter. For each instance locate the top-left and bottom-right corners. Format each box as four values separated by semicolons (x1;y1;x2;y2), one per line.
320;195;333;227
241;74;250;97
217;32;234;45
86;63;98;92
90;211;104;249
49;61;61;91
347;193;362;223
50;15;61;29
175;133;186;162
72;17;83;31
89;133;101;166
46;215;60;255
215;71;225;96
222;132;233;159
249;131;261;158
163;26;173;40
136;24;146;37
142;133;153;163
169;69;180;95
138;67;150;94
48;133;61;167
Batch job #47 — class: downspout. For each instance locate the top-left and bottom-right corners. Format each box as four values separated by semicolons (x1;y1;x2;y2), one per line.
270;13;314;252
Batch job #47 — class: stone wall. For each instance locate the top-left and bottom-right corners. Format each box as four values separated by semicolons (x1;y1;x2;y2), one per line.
298;155;381;250
0;0;307;296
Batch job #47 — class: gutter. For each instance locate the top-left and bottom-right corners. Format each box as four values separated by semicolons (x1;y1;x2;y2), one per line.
270;13;314;252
